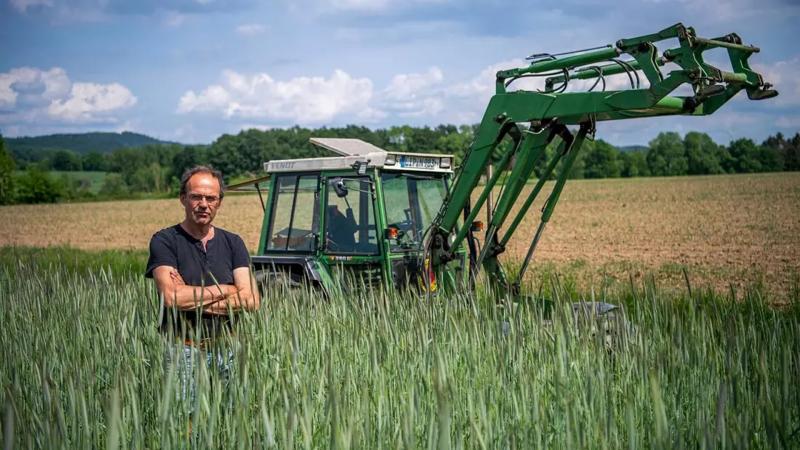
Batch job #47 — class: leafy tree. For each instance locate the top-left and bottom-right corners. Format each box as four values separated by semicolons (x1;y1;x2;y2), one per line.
620;151;650;177
15;168;64;204
433;124;472;165
683;132;725;175
568;143;586;179
82;151;107;171
51;149;83;171
99;173;130;197
534;137;568;179
105;145;181;190
726;138;763;173
407;126;439;153
582;139;621;178
754;145;783;172
129;163;169;193
647;132;688;176
57;174;94;201
764;132;799;171
0;136;15;204
788;133;800;171
171;145;208;182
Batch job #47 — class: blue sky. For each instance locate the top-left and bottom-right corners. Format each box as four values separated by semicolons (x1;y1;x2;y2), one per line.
1;0;798;146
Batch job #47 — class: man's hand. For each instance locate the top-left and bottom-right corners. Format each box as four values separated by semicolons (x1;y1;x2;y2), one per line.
154;266;228;311
153;266;259;314
205;267;260;314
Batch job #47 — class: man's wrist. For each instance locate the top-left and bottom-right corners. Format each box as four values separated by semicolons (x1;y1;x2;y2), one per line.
201;286;225;302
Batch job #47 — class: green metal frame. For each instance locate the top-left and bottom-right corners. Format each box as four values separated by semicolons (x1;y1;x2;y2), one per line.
429;23;777;297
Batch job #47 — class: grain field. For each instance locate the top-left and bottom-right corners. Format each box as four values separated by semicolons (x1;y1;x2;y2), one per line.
1;172;798;298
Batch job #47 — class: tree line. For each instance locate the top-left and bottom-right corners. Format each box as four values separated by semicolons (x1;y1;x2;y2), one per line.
0;125;798;205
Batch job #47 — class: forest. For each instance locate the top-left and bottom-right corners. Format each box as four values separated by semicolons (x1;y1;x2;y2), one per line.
0;125;798;204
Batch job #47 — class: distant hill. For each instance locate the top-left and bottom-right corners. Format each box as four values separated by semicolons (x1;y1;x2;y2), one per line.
6;132;178;155
618;145;648;153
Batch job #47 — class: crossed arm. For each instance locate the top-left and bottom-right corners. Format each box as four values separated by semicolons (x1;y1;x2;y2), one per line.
152;266;260;315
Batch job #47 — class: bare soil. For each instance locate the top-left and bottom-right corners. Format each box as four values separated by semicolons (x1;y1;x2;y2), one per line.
1;173;798;299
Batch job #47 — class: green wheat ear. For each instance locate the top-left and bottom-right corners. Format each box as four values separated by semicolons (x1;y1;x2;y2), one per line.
0;247;797;448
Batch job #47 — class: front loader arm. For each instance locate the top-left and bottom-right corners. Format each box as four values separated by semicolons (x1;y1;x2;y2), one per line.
428;23;777;296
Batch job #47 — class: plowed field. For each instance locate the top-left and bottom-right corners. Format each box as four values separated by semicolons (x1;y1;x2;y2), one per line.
2;173;798;298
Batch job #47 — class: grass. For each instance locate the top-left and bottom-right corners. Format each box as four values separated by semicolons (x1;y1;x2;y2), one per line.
14;170;108;194
0;247;798;448
54;171;107;194
0;246;146;277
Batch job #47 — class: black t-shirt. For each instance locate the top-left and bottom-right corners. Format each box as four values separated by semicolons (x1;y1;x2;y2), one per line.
145;224;251;338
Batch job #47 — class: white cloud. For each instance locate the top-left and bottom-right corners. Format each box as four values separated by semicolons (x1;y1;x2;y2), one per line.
448;59;545;99
0;67;71;109
384;67;443;100
175;51;795;139
325;0;448;12
0;67;137;134
162;11;186;27
48;82;137;121
235;23;267;36
380;67;445;117
329;0;391;11
178;69;384;124
9;0;52;13
752;57;800;106
437;59;536;123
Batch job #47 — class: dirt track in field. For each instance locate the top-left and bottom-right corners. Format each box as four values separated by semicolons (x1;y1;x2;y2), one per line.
1;173;798;299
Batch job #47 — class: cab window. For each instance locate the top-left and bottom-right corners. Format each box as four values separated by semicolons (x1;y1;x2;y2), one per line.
325;177;378;254
267;174;319;252
381;172;447;252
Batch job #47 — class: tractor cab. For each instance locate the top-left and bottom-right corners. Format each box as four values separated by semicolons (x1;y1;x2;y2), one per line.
233;138;467;294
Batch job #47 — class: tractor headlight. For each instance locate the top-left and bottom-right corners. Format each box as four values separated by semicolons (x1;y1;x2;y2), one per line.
440;157;451;169
385;154;397;165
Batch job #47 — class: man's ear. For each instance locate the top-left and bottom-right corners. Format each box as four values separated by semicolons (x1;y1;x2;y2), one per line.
179;194;187;207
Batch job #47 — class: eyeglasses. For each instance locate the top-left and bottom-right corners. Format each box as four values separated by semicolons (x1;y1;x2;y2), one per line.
187;193;221;205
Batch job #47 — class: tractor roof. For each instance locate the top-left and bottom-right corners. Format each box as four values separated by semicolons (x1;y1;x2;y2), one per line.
262;138;454;174
309;137;386;156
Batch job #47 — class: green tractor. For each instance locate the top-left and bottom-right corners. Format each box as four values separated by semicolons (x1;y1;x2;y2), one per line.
231;137;466;294
231;23;777;308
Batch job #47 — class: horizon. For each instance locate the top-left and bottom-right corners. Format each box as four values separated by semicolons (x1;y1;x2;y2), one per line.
2;0;798;146
3;127;795;150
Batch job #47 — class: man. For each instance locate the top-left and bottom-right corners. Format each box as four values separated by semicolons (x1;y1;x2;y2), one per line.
326;204;357;251
145;165;260;410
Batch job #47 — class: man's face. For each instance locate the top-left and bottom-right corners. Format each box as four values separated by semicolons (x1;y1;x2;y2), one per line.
180;173;223;227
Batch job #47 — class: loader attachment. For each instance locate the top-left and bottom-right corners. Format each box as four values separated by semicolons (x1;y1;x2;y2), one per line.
427;22;778;297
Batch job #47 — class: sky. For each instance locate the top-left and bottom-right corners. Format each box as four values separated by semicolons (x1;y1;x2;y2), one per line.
1;0;798;146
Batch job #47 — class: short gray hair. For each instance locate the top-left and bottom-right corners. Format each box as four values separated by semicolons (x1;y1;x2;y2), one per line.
179;166;225;199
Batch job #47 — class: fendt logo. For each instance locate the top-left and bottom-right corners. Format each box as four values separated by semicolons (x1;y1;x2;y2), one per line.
272;161;296;170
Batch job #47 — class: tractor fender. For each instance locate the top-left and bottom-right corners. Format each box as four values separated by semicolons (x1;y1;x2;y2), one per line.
251;255;322;288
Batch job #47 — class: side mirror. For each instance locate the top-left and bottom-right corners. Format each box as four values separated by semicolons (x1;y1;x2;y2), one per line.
331;178;348;198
